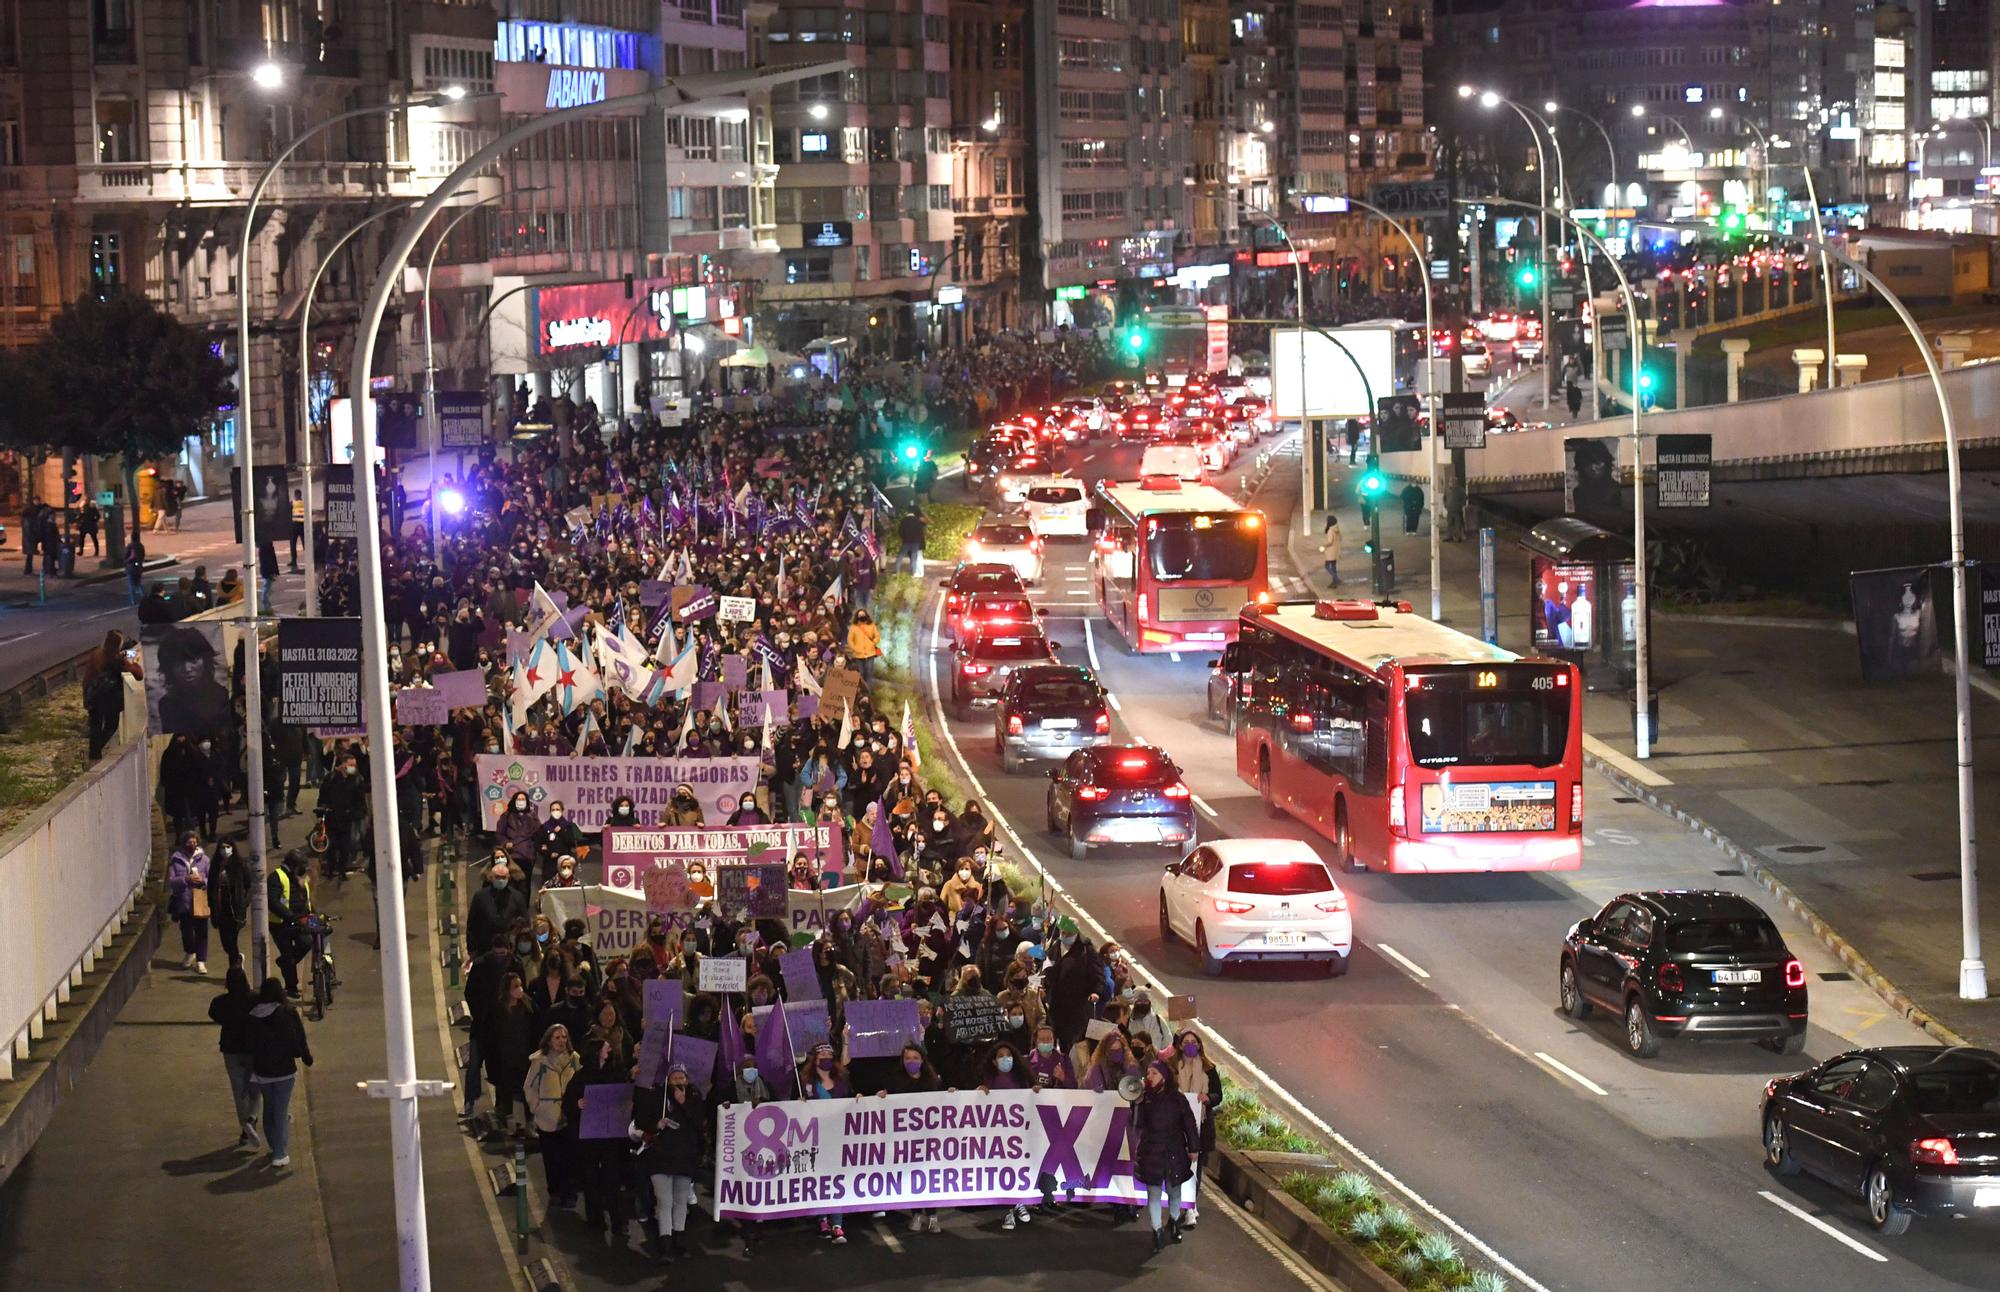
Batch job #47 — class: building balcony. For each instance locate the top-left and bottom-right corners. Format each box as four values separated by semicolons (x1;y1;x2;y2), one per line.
952;195;992;213
73;160;420;205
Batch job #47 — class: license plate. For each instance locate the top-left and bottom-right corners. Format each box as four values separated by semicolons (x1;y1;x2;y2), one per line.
1976;1188;2000;1208
1185;631;1226;642
1713;969;1762;985
1042;718;1077;730
1266;931;1306;947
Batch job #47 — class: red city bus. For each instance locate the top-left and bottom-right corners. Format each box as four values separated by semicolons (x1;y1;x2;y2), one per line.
1091;478;1269;653
1227;599;1583;873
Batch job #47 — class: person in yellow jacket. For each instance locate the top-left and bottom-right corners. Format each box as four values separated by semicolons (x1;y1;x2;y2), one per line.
847;610;882;679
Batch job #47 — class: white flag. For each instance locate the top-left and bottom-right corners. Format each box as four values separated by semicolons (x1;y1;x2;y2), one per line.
902;700;920;769
820;574;845;609
794;654;822;697
837;698;853;750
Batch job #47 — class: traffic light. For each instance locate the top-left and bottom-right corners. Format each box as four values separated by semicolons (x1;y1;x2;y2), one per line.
1636;369;1656;394
1517;263;1539;289
1358;455;1387;499
897;438;925;465
1719;208;1745;234
1123;326;1148;355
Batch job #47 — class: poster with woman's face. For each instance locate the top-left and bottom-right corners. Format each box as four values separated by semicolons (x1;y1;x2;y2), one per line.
142;622;232;736
1851;565;1939;681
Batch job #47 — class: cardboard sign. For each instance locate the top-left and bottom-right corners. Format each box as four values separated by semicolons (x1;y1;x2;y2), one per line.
394;686;450;725
433;669;488;708
844;999;923;1060
698;956;748;993
940;992;1007;1043
820;667;862;713
718;595;757;623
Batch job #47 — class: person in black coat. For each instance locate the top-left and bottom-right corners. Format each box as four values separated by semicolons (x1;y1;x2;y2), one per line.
487;971;540;1136
565;1027;633;1237
247;979;314;1168
633;1064;707;1261
1129;1059;1201;1252
1044;919;1103;1051
208;966;261;1147
533;801;585;892
462;934;524;1119
207;840;253;968
466;859;529;958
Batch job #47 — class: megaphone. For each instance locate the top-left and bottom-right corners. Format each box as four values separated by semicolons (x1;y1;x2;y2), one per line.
1117;1074;1145;1102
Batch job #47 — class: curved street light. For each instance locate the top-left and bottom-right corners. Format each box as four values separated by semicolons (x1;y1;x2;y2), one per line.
1462;86;1557;408
1546;101;1619;207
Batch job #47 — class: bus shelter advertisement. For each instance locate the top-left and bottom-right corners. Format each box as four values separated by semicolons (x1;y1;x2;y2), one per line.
712;1090;1198;1218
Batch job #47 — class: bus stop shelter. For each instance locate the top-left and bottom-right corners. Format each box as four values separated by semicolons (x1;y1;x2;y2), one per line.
1517;517;1646;692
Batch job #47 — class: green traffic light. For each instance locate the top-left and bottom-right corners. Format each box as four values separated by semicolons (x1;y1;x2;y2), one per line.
1124;328;1147;353
1517;265;1539;288
898;440;923;462
1721;211;1744;232
1359;470;1386;497
1637;370;1656;392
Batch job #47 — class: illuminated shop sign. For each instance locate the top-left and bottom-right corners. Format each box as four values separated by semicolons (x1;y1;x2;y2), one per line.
546;68;608;109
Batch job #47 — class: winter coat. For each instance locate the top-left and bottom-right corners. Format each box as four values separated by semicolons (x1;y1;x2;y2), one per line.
209;854;252;928
1175;1058;1224;1153
1045;939;1102;1028
167;847;210;920
208;990;256;1055
633;1086;706;1176
318;769;368;825
247;1000;314;1080
939;870;983;915
495;806;542;865
466;882;530;959
524;1047;581;1133
489;1002;538;1076
1318;526;1342;562
1128;1084;1201;1187
846;621;881;661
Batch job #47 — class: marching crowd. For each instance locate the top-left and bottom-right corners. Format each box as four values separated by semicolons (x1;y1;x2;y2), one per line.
180;328;1219;1258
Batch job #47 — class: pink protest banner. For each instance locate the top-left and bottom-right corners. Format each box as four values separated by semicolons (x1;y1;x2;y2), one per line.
778;947;821;1000
474;753;760;830
433;669;488;708
600;822;843;897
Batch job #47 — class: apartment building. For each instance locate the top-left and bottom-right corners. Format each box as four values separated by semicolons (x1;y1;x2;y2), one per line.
946;0;1027;338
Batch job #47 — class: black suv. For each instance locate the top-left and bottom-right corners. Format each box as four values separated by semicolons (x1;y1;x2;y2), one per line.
1559;890;1808;1058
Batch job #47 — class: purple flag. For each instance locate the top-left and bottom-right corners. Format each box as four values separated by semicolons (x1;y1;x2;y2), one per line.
870;802;903;880
754;1003;799;1097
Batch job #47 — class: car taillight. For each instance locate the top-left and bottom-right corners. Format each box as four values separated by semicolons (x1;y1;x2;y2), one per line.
1290;712;1312;731
1912;1137;1959;1167
1006;714;1023;735
1077;785;1108;801
1784;958;1806;989
1137;593;1149;620
1388;784;1405;832
1214;897;1255;915
1315;894;1348;913
963;662;990;676
1570;783;1583;828
1657;963;1685;994
1094;710;1111;735
1031;537;1044;552
1163;782;1191;799
947;593;961;609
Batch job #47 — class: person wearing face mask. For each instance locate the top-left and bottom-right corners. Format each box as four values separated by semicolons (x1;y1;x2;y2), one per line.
535;800;585;891
870;1044;942;1232
632;1062;707;1262
606;793;641;831
664;783;705;827
1129;987;1171;1054
797;1042;854;1243
495;791;542;872
467;860;530;961
488;972;539;1137
720;1052;772;1255
1171;1030;1223;1229
1045;916;1104;1051
1130;1059;1201;1252
994;969;1040;1046
317;755;368;878
564;1027;633;1239
461;932;524;1122
1082;1028;1141;1094
523;1023;581;1208
725;791;769;826
940;855;983;915
1025;1023;1076;1090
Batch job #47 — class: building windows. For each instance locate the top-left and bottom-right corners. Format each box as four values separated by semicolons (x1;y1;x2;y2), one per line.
1057;38;1127;72
785;254;832;283
722;186;750;228
94;98;138;163
0;118;18;166
1060;138;1128;169
495;19;647;71
717;116;749;162
93;0;134;62
1060;189;1127;221
89;229;122;296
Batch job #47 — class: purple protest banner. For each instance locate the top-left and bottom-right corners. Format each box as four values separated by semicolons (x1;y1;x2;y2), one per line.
668;1034;720;1094
643;978;683;1028
640;579;670;608
635;1023;672;1088
577;1081;634;1139
739;691;767;728
721;654;747;690
394;687;450;725
794;693;820;722
778;947;821;1000
433;669;488;708
691;680;723;714
671;585;716;623
762;688;789;727
844;999;923;1059
753;1000;831;1097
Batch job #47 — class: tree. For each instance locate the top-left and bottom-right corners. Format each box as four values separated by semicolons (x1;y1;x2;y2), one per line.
0;347;55;508
36;292;232;555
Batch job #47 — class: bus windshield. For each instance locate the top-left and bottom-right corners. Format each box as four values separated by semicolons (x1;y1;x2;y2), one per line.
1405;670;1571;768
1150;514;1261;582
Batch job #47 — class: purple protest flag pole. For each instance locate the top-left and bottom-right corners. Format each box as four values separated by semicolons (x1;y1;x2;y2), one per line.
871;799;903;880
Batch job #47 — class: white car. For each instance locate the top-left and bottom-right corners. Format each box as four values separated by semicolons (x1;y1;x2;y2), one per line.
1461;341;1492;380
963;518;1044;584
1020;476;1089;539
1159;837;1353;977
1139;443;1205;483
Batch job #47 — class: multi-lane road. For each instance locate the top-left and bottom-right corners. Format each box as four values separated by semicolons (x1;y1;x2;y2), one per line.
918;431;1987;1292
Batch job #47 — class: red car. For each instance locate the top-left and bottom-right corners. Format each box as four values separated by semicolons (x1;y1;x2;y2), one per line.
952;592;1038;648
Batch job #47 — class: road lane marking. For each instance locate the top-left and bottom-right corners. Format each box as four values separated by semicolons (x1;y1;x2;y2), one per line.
920;586;1551;1292
1375;944;1432;980
1757;1192;1889;1263
1533;1051;1609;1097
1189;792;1219;819
1106;692;1122;712
1209;1183;1343;1292
1084;617;1103;671
878;1227;905;1254
1583;734;1672;787
87;605;133;620
1169;651;1182;662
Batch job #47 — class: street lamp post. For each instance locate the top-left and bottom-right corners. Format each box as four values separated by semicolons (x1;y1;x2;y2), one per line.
338;62;845;1292
1464;87;1555;408
1548;102;1618;209
1633;104;1694;152
1234;200;1309;527
232;83;462;988
421;191;507;565
300;201;421;617
1644;215;1983;1000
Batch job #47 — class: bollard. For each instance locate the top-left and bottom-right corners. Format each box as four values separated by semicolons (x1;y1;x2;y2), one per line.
37;568;46;605
514;1138;531;1242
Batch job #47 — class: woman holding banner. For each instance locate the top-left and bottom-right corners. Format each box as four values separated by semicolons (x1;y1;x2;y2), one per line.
799;1041;854;1244
879;1043;942;1233
1130;1059;1201;1253
633;1062;706;1262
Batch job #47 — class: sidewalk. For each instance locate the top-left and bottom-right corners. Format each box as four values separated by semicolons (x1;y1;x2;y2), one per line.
0;787;529;1292
1282;456;2000;1049
0;498;265;604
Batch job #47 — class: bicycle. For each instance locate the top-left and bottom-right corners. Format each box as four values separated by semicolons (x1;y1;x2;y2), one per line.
301;911;340;1020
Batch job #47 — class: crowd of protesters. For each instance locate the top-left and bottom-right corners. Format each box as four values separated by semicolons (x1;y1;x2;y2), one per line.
180;325;1223;1254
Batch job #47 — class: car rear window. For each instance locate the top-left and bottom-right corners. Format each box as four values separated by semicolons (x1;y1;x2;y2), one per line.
958;571;1022;595
1908;1060;2000;1115
1028;486;1082;504
1665;918;1783;954
1227;861;1336;895
1019;677;1099;706
974;635;1051;661
1099;751;1176;787
976;524;1032;544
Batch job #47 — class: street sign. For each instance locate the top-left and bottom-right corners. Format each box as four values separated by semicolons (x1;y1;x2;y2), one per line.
1598;315;1629;352
1365;180;1450;220
436;391;487;449
1441;392;1487;450
1549;284;1577;311
1655;433;1711;509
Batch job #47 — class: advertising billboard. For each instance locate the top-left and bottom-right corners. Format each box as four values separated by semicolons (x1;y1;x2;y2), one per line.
1271;324;1397;419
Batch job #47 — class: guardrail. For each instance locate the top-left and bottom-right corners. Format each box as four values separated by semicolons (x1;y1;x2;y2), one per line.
0;643;96;733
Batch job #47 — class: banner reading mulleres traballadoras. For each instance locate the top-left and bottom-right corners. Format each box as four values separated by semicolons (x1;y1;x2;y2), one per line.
712;1089;1199;1219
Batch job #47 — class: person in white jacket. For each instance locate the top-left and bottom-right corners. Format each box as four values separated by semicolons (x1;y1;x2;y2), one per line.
523;1024;581;1207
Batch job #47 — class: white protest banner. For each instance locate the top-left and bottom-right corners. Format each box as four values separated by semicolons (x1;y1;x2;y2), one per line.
536;881;868;954
717;595;757;623
711;1089;1200;1219
698;956;748;993
475;753;760;830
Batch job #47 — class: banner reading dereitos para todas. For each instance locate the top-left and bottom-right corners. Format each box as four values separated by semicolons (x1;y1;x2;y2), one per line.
475;753;760;830
711;1089;1200;1219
